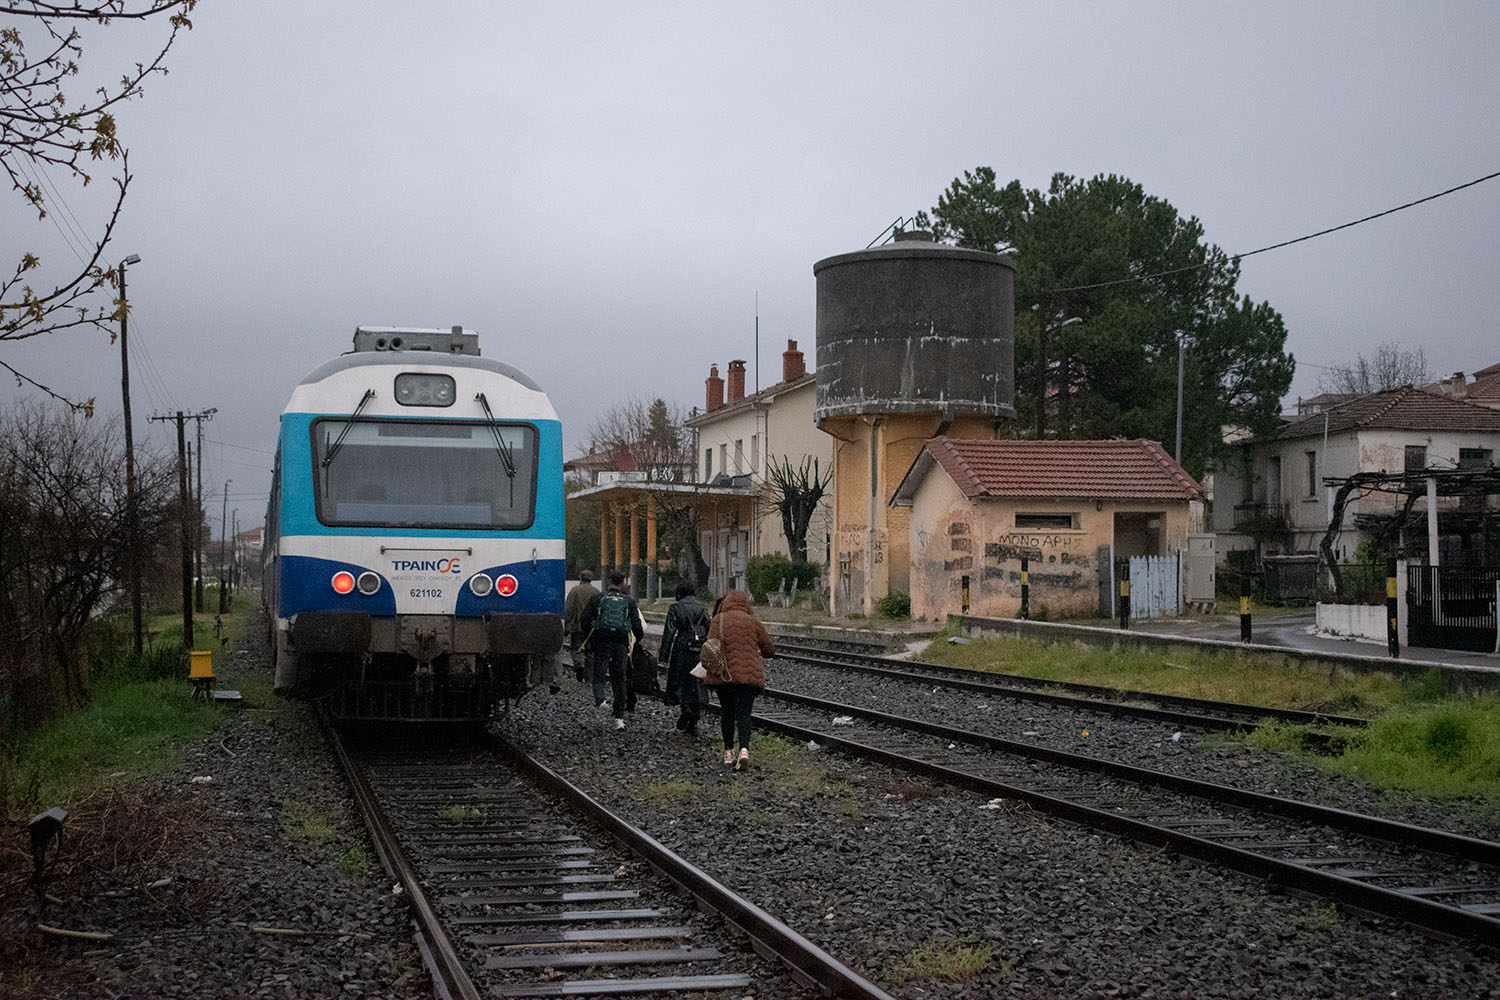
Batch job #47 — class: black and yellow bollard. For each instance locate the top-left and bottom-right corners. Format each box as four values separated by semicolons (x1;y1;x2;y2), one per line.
1118;562;1130;630
1019;558;1030;620
961;575;970;616
1239;576;1252;643
1386;558;1400;659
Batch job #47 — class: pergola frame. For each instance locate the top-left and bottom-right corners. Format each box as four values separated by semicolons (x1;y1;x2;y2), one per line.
1320;467;1500;595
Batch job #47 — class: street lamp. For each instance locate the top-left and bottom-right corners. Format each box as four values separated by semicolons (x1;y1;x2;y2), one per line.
119;254;143;653
1175;334;1185;465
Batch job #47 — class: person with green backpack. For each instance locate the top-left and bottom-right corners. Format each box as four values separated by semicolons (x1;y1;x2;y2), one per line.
580;570;643;729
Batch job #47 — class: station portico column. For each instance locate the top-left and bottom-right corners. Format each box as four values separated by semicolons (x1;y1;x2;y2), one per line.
645;501;658;601
598;502;609;583
613;504;626;580
629;503;641;599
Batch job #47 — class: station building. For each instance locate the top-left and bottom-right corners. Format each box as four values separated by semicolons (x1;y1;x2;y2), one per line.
892;437;1205;620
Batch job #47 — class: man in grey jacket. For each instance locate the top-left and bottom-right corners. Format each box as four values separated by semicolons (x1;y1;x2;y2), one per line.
562;572;599;681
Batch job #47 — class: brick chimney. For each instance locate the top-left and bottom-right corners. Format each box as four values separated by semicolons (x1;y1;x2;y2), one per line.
727;359;746;403
705;364;724;411
782;339;806;382
1452;372;1468;400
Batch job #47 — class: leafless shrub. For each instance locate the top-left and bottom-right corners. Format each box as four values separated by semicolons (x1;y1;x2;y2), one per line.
0;402;176;725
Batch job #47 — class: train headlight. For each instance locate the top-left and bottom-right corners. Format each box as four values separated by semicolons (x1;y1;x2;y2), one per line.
394;372;456;407
331;571;356;595
468;573;494;597
356;571;382;595
494;574;518;598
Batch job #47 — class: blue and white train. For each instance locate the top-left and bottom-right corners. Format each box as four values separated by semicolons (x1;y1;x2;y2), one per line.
263;326;564;721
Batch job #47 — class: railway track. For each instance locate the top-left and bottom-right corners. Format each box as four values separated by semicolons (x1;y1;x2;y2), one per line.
744;687;1500;942
774;640;1371;739
324;716;894;999
638;610;896;655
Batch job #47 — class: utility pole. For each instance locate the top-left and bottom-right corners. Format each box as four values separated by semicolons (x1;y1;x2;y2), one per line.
188;408;216;611
150;411;196;649
118;254;143;653
219;481;232;613
231;509;239;595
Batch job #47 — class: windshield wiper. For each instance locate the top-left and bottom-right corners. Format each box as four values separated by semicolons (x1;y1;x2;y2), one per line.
474;393;517;479
475;392;518;510
322;389;375;468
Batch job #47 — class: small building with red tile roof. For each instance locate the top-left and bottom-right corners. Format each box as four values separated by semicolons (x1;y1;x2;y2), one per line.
892;437;1204;621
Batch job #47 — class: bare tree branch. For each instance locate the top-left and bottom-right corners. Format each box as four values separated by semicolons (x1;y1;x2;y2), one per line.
0;1;194;404
1316;341;1431;396
584;396;693;481
759;454;831;564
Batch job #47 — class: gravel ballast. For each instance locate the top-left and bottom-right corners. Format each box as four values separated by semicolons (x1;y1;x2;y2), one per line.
5;631;1498;999
501;664;1500;999
1;634;428;1000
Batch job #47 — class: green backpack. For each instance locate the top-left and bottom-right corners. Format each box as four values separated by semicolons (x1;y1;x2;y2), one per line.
593;593;632;640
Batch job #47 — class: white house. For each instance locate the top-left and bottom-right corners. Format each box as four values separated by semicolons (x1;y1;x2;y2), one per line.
685;340;834;592
1213;384;1500;569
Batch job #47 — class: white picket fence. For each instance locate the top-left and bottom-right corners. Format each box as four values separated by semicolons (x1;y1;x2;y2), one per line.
1128;554;1182;620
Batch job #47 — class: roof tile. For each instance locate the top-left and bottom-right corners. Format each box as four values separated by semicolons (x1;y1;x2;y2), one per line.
922;437;1203;502
1281;384;1500;439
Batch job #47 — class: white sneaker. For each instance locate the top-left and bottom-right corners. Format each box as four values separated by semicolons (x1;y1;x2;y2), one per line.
723;750;735;765
595;700;612;721
613;718;626;730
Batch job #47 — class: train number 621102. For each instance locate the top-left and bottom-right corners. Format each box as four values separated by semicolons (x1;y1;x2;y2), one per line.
410;587;443;599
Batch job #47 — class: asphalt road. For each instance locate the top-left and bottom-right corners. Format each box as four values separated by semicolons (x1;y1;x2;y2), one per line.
1128;608;1500;672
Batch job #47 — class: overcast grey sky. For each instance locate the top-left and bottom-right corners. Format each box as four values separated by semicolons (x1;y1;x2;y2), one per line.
5;2;1498;530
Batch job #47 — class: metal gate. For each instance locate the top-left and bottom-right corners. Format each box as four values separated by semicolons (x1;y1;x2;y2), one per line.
1407;565;1499;653
1127;555;1182;620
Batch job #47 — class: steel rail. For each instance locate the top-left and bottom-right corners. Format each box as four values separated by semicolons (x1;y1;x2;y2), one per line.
746;690;1500;942
490;730;897;1000
776;642;1371;731
762;687;1499;864
639;611;892;653
322;714;481;1000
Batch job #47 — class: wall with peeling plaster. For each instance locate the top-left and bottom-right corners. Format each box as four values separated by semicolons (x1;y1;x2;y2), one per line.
905;467;1195;621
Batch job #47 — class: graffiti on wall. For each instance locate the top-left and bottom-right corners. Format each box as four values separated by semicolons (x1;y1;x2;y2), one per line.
943;518;974;571
981;532;1093;598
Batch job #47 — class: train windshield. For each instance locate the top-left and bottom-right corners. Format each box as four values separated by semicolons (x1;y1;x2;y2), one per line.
312;418;537;529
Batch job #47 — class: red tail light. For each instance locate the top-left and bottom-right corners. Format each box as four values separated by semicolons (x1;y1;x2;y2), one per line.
495;574;518;597
331;571;356;594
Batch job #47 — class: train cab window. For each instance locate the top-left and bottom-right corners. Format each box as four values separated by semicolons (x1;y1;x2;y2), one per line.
312;418;537;529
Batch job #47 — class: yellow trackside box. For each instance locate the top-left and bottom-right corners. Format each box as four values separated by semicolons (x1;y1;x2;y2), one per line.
189;650;214;680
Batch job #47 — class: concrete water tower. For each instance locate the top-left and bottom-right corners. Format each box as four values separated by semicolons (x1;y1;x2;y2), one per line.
814;230;1015;615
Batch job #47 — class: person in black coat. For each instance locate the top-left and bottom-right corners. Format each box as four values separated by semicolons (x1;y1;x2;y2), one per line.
658;581;711;735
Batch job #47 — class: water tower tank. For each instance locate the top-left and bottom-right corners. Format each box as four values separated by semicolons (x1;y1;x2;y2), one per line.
813;231;1014;422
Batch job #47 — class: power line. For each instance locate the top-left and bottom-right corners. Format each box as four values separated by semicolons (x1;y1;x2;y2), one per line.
207;436;276;457
13;156;91;264
1046;169;1500;295
128;322;176;413
31;159;96;259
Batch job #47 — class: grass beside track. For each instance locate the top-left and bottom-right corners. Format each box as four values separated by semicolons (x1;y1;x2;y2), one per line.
919;626;1500;807
4;593;259;815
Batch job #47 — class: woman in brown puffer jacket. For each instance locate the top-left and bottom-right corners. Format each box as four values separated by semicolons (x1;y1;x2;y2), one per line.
706;590;775;770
